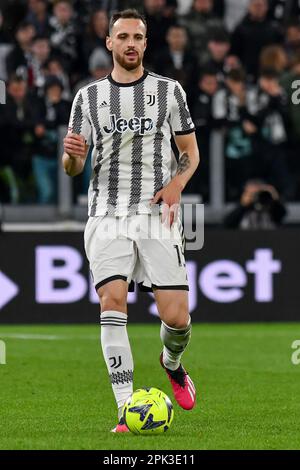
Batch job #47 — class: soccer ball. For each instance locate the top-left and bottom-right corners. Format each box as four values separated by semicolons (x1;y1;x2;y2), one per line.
122;387;174;435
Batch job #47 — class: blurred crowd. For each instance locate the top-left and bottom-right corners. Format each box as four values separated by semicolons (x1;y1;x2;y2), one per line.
0;0;300;219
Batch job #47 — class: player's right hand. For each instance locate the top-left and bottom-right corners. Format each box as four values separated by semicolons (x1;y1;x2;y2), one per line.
63;133;86;158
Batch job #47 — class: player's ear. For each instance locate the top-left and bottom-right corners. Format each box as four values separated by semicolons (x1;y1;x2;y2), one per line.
106;35;112;52
144;37;147;51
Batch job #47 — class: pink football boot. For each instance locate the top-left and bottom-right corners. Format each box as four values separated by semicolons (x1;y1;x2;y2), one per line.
111;416;130;433
160;353;196;410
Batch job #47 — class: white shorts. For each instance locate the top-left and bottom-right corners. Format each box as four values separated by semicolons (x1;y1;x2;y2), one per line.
84;213;189;292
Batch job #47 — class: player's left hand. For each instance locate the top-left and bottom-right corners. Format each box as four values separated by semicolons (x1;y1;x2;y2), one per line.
150;179;183;228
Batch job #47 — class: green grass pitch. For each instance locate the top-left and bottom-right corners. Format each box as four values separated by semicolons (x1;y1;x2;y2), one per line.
0;323;299;450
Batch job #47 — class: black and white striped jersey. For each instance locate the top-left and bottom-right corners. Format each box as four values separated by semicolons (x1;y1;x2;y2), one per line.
68;69;195;216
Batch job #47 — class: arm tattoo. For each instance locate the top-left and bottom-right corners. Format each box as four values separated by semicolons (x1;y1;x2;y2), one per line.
176;152;191;175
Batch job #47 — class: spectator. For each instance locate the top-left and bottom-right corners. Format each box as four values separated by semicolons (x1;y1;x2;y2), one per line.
281;53;300;142
223;0;250;32
224;179;287;228
231;0;283;80
72;0;105;25
30;34;52;94
2;0;300;208
280;53;300;197
32;75;70;204
259;44;288;77
0;9;13;80
177;0;225;18
115;1;141;13
25;0;51;36
190;66;219;200
179;0;224;63
154;24;198;91
212;0;225;18
6;20;36;82
246;68;295;199
199;29;231;81
80;8;109;75
0;9;11;44
74;47;112;93
0;1;27;34
143;0;176;68
0;74;35;202
49;0;79;75
0;72;19;202
213;68;255;199
164;0;179;19
284;20;300;62
44;55;72;100
268;0;300;24
0;161;19;204
176;0;194;14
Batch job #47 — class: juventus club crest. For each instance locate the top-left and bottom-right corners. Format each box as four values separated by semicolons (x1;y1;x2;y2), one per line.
109;356;122;369
146;92;156;106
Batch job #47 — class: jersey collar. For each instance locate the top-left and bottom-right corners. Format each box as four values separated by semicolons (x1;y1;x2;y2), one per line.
108;69;149;87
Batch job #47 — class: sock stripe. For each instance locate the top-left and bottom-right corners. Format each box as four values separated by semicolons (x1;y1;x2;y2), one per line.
101;320;127;323
101;322;127;326
101;318;127;322
101;317;127;322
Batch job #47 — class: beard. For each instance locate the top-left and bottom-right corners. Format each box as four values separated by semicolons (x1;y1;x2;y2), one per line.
114;50;143;71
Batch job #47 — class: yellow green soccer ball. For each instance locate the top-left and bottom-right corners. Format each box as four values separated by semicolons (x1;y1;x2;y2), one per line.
122;387;174;435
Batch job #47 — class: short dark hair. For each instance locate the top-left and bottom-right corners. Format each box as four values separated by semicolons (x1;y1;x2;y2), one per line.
33;34;49;42
286;19;300;30
8;73;26;84
53;0;72;6
199;65;218;80
109;9;147;34
45;75;64;91
167;23;187;31
259;67;279;80
226;68;246;83
16;20;34;32
208;29;230;44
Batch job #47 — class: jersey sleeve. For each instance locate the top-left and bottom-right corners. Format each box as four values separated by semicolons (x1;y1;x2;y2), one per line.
169;82;195;135
67;90;92;145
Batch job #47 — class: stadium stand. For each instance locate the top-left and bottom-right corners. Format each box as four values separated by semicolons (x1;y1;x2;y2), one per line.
1;0;300;225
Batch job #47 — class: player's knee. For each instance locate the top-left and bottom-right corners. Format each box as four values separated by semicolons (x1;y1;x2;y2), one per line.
163;306;190;329
99;296;127;313
97;290;126;313
97;280;128;313
169;317;190;330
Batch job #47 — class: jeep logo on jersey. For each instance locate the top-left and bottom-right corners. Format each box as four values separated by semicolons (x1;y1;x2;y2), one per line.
103;114;154;135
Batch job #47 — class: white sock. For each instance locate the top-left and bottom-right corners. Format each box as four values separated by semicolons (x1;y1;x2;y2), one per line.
100;311;133;419
160;317;192;371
